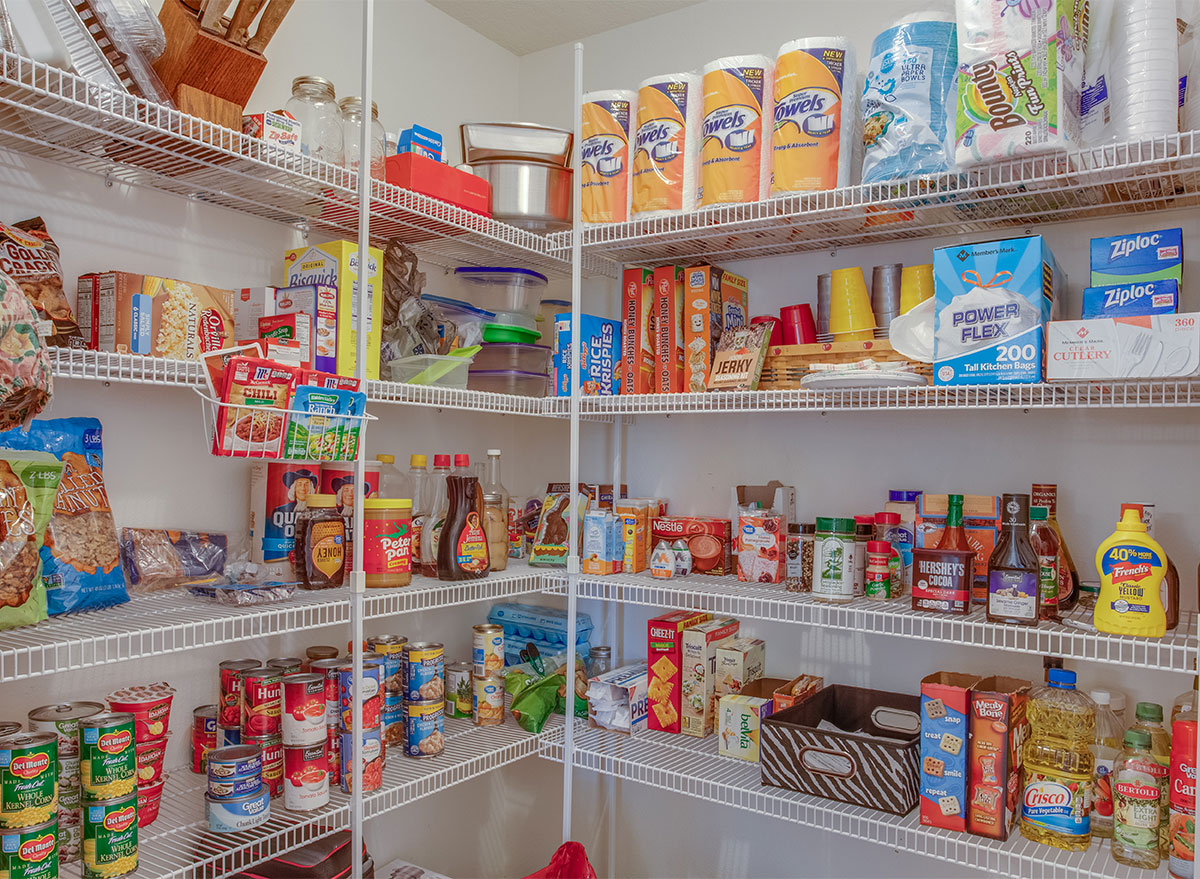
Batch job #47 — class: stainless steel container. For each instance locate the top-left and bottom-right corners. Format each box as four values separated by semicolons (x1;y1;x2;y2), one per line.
466;161;572;231
460;122;573;166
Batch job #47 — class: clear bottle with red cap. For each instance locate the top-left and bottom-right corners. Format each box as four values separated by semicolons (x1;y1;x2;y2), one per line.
417;453;451;577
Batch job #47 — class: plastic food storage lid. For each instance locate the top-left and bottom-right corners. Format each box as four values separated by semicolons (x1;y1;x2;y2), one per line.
470;369;547;378
483;323;541;343
540;298;570;307
307;494;338;508
454;267;548;286
888;490;921;502
1047;668;1076;689
422;294;495;320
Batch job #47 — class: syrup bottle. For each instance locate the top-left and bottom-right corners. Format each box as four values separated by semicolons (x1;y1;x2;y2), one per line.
437;474;490;580
987;493;1039;627
1031;484;1079;612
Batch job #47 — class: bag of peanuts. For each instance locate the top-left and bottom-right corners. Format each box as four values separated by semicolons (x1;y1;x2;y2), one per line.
0;217;83;348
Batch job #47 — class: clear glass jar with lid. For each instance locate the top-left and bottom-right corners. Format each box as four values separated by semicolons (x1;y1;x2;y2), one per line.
284;75;345;166
340;97;386;180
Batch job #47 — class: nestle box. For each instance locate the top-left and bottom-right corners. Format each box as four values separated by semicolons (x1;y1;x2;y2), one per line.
653;265;684;392
651;516;733;576
717;677;788;762
915;494;1001;603
1081;278;1178;319
682;265;749;392
680;617;740;737
714;637;766;700
920;672;983;832
647;610;711;733
587;663;649;736
968;676;1031;841
621;267;654;394
554;313;622;396
1046;314;1200;381
1091;228;1183;286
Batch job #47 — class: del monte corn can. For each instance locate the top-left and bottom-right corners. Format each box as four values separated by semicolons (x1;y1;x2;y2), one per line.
83;793;137;879
0;817;58;879
0;732;57;829
79;714;135;802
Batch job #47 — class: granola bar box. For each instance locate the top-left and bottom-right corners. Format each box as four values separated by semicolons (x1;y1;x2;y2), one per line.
760;684;921;815
646;610;711;734
93;272;234;360
920;672;982;831
967;676;1031;841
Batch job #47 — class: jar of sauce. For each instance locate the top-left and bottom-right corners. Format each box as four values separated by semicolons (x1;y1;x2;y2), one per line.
363;498;413;588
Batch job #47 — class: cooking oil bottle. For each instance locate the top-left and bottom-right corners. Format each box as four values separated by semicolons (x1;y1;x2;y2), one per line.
1020;668;1095;851
1089;688;1124;839
1113;729;1164;869
1131;701;1172;857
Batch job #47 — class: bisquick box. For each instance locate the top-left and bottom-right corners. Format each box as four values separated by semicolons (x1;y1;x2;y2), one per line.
1091;228;1183;286
1046;313;1200;381
1081;279;1178;319
920;672;982;832
967;676;1031;841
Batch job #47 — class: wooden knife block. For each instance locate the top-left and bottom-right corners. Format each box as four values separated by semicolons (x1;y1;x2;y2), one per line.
153;0;267;124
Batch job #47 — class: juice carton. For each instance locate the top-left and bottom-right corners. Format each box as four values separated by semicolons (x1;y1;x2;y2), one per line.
615;498;651;573
648;610;712;733
621;268;654;394
682;265;749;392
967;676;1031;841
915;494;1001;603
920;672;983;832
581;510;622;575
680;617;740;737
714;637;766;700
717;678;789;762
554;313;622;396
932;236;1063;385
653;265;684;393
1091;228;1183;286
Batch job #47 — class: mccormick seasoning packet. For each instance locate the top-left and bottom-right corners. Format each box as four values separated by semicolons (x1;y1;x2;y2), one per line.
215;356;296;457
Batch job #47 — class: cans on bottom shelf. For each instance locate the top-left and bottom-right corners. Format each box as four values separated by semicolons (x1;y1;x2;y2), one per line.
473;673;505;726
404;700;445;758
0;818;58;879
83;793;138;879
205;788;271;833
283;744;329;811
444;662;472;719
244;735;283;799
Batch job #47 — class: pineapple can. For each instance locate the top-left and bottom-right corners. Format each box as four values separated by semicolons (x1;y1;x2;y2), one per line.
444;662;472;719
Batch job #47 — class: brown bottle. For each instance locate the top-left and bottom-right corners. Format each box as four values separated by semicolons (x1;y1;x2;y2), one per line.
987;493;1039;627
437;474;490;581
1028;506;1060;622
1123;503;1179;631
1031;484;1079;611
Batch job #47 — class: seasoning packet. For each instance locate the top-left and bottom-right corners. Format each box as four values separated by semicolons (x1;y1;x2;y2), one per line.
0;450;63;630
215;356;296;457
201;342;264;399
708;322;771;391
282;385;367;461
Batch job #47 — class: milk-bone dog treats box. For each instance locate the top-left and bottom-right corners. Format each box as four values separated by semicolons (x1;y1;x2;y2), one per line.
646;610;711;733
967;676;1031;841
920;672;983;832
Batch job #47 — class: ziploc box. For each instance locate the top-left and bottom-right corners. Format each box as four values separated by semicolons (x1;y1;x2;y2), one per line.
920;672;982;832
588;663;648;736
683;265;749;392
680;617;740;737
554;313;622;395
283;240;382;380
621;268;654;394
968;676;1031;841
1091;228;1183;286
933;236;1062;385
915;494;1001;603
653;265;685;393
647;610;711;734
1081;279;1178;319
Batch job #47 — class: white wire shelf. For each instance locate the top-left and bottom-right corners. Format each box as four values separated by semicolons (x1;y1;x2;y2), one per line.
543;724;1162;879
557;133;1200;266
367;378;569;417
50;347;204;386
361;562;545;617
548;572;1197;674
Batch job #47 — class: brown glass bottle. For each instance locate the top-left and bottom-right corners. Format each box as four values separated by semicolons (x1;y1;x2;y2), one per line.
1031;484;1079;611
1029;505;1060;622
987;493;1040;626
1123;503;1180;631
437;474;490;581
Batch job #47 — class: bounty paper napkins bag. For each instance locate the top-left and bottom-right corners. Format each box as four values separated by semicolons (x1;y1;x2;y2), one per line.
933;236;1062;386
581;90;635;224
632;73;701;217
771;38;856;194
700;56;774;206
953;0;1087;166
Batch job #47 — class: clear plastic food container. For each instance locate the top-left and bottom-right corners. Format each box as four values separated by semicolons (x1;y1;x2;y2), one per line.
388;353;473;387
471;343;551;374
467;369;548;397
453;267;548;322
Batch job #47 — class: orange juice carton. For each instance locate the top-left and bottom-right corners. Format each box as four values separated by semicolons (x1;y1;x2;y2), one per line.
714;637;766;700
772;674;824;714
653;265;685;392
680;617;740;737
651;516;733;576
647;611;712;733
587;663;648;736
737;509;787;583
920;672;983;832
717;677;789;762
967;676;1031;841
683;265;749;391
622;267;655;394
916;494;1001;603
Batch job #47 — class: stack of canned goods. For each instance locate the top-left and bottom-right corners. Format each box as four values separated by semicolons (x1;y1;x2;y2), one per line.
79;712;139;878
336;652;385;792
280;671;330;811
308;656;346;787
472;624;505;727
191;704;218;774
370;635;406;751
107;683;175;831
27;701;103;863
205;745;270;833
402;641;446;758
0;727;60;879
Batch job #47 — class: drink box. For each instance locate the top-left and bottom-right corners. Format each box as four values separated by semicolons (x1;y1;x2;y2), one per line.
915;494;1001;603
621;268;654;394
920;672;983;831
646;611;711;733
761;685;921;815
1091;228;1183;286
967;676;1031;841
652;516;733;575
680;617;740;737
717;678;788;762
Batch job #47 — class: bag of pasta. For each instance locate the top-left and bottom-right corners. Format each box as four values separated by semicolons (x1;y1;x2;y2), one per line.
0;450;63;630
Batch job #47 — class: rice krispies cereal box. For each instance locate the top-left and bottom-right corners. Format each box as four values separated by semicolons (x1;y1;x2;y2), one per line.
921;671;982;831
554;314;622;396
621;267;654;394
714;637;766;700
647;610;711;733
96;272;234;360
968;676;1031;841
682;265;749;392
680;617;740;737
653;265;684;393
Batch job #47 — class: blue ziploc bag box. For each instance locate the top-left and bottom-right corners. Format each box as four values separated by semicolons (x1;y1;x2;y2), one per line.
1081;278;1178;319
1090;228;1183;286
933;236;1062;386
554;313;622;395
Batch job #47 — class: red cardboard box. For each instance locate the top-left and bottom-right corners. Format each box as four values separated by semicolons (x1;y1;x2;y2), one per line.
384;153;491;215
968;676;1031;841
920;672;982;832
647;610;711;734
653;265;684;393
621;267;654;394
651;516;733;576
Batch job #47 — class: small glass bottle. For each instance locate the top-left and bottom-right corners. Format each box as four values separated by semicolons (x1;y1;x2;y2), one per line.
853;519;873;599
419;454;452;577
1112;729;1163;869
1031;483;1080;611
588;646;612;678
1028;506;1060;622
284;75;344;165
482;449;510;573
294;494;346;589
340;97;386;180
987;493;1039;626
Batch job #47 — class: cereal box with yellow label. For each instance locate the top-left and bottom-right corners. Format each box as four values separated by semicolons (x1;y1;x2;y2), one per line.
95;272;234;360
647;610;711;733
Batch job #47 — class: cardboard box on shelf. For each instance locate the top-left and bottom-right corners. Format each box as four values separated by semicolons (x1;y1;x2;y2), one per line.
234;286;277;339
384;153;490;215
259;312;312;371
915;494;1001;603
653;265;684;393
554;314;622;396
730;482;797;529
1046;313;1200;381
772;674;824;714
93;271;235;360
273;284;337;375
714;637;766;700
76;273;98;350
682;265;749;392
587;663;649;736
622;267;655;394
647;610;712;734
680;617;740;737
1081;279;1178;319
967;676;1031;841
1091;228;1183;286
717;677;789;762
651;516;733;576
920;672;983;832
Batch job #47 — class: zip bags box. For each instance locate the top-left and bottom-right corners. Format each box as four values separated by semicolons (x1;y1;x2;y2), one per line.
1046;314;1200;381
554;313;622;395
1091;228;1183;286
1081;279;1178;319
588;663;648;736
920;672;982;832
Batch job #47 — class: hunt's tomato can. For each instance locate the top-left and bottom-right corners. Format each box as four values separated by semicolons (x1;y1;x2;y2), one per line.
218;660;260;727
281;674;326;746
243;734;283;799
0;733;58;828
78;714;136;802
338;661;382;732
325;727;340;786
239;669;282;737
1170;715;1196;879
283;744;329;811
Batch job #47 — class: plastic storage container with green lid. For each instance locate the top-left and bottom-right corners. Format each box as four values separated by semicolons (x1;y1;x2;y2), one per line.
453;267;548;322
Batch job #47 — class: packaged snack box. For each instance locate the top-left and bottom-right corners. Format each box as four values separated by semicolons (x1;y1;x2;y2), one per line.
680;617;740;737
1046;314;1200;381
554;314;622;396
682;265;749;392
1091;228;1183;286
274;284;338;375
772;674;823;714
651;516;732;576
920;672;982;832
621;268;654;394
718;677;788;762
967;676;1030;841
588;663;648;736
647;610;711;733
714;637;766;700
95;272;234;360
653;265;684;392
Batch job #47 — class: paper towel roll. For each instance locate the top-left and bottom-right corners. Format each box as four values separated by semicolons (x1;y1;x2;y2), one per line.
771;37;856;195
631;72;701;218
581;89;636;225
699;55;774;206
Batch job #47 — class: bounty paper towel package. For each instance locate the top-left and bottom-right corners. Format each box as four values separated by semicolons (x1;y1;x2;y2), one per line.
933;236;1062;385
581;90;635;224
953;0;1088;166
770;38;856;194
632;73;701;217
700;56;774;205
1090;229;1184;286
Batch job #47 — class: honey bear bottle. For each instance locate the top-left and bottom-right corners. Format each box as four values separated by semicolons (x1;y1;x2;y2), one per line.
437;474;490;580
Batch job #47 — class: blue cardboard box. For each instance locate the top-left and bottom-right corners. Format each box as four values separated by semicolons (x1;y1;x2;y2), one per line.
1081;278;1178;319
1090;228;1183;286
554;313;621;396
397;124;443;161
933;236;1063;386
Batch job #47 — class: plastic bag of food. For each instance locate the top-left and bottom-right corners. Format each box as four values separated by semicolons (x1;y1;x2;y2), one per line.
505;648;588;733
0;217;82;347
0;269;52;431
120;528;227;592
0;449;63;630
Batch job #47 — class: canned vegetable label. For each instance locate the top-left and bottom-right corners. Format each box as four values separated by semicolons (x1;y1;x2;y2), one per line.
240;669;282;737
0;819;58;879
28;703;104;760
0;734;58;828
281;674;326;746
404;701;444;758
57;819;81;865
403;643;445;702
283;744;329;811
79;717;135;802
472;625;504;677
445;663;472;719
192;705;218;737
325;729;340;787
82;795;137;879
218;660;260;728
339;728;382;794
473;674;504;726
338;662;382;731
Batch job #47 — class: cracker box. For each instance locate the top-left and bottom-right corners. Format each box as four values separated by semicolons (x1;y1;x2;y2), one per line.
651;516;733;576
933;236;1063;386
920;672;983;832
915;494;1001;603
682;265;749;392
1091;228;1183;287
718;677;788;762
554;313;622;396
968;676;1031;841
680;617;740;737
653;265;684;393
587;663;648;736
621;267;654;394
259;313;312;370
283;241;382;380
647;610;711;733
714;637;766;700
274;284;337;374
1046;313;1200;381
95;272;234;360
772;674;824;714
235;286;277;338
1081;278;1178;319
242;110;301;153
76;273;99;349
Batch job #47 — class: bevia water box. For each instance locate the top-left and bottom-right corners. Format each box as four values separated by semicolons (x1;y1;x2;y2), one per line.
933;236;1062;386
1090;229;1183;287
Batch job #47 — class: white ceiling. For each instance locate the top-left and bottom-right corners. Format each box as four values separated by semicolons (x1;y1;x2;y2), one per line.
427;0;704;56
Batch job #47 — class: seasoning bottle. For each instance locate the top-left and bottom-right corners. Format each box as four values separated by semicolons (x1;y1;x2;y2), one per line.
1031;484;1080;612
911;494;975;614
1123;503;1179;631
813;518;855;603
799;523;815;592
295;494;346;589
873;512;903;599
865;541;892;599
1029;506;1061;622
436;474;490;581
1112;729;1163;868
407;454;429;572
987;493;1039;626
419;454;451;577
853;517;874;599
481;449;510;573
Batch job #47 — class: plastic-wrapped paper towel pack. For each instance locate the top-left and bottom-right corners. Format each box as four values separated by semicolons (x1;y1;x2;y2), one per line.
581;89;635;224
632;73;701;217
699;55;774;206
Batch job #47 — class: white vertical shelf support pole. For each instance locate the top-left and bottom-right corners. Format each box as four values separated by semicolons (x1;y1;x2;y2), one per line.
606;412;622;877
562;39;584;845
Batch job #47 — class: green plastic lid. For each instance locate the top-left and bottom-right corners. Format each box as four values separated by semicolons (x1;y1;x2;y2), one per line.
1135;702;1164;722
1125;729;1152;748
1030;506;1048;521
816;517;856;534
483;323;542;344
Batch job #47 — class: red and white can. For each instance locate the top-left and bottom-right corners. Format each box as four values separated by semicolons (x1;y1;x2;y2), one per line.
337;661;382;732
244;733;284;798
310;658;344;728
325;726;340;786
240;668;282;737
283;743;329;811
218;660;260;728
281;673;325;746
1170;714;1196;879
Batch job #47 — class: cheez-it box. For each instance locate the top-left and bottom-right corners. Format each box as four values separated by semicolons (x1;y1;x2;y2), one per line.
920;672;982;832
968;676;1031;841
647;610;711;734
653;265;684;393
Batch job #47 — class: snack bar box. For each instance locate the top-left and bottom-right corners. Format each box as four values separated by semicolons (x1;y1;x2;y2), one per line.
760;684;921;815
920;671;982;832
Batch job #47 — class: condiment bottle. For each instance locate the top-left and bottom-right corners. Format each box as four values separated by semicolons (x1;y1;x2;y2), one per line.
1032;484;1080;611
1028;506;1060;622
1089;688;1124;839
1131;702;1172;857
1169;704;1197;879
1112;729;1163;869
481;449;509;573
436;473;489;580
1094;508;1167;638
1171;669;1197;724
295;494;346;589
987;493;1039;626
813;518;855;603
864;541;891;599
407;454;429;571
853;517;874;599
650;540;675;579
1123;503;1180;631
873;511;903;599
911;494;974;614
417;454;451;577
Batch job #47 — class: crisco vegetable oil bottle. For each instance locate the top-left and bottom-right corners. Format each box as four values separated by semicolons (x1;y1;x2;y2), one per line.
1020;668;1095;851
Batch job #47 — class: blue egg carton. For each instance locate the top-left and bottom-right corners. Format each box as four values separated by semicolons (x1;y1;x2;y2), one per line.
487;603;593;659
502;638;590;669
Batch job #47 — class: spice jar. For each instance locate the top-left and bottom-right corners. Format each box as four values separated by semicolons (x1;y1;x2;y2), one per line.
865;541;892;599
362;498;413;588
284;76;344;165
854;519;874;598
295;494;346;589
813;517;855;603
799;522;815;592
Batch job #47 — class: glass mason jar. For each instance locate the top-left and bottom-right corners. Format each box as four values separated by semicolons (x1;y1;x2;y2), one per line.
284;75;345;166
339;97;386;180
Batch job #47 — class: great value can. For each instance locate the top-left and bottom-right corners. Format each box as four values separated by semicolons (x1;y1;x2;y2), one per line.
402;642;445;702
283;744;329;811
28;703;104;760
338;661;382;731
0;733;57;830
266;657;303;676
367;635;406;702
205;745;262;780
381;702;404;751
78;714;135;802
217;725;241;748
218;659;260;727
338;727;382;794
444;662;473;719
82;793;137;879
191;705;218;775
243;734;283;799
472;624;504;678
1170;714;1197;879
206;771;260;800
310;658;344;728
404;700;444;758
205;788;270;833
239;668;283;737
473;673;505;726
0;817;57;879
281;673;326;746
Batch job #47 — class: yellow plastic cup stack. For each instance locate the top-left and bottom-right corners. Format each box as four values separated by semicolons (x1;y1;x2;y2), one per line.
900;264;935;315
827;267;876;342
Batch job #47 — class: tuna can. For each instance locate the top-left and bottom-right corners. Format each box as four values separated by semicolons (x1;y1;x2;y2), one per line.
403;700;445;758
82;793;137;878
206;771;261;800
309;658;344;728
402;642;445;702
381;703;404;751
0;732;58;829
338;727;382;794
472;624;504;678
473;673;505;726
367;635;406;701
243;734;283;798
28;703;104;760
217;725;241;748
444;662;473;719
217;659;260;728
239;668;283;737
265;657;303;676
0;723;20;738
282;744;329;811
281;673;326;746
337;661;383;732
192;705;218;738
205;745;261;779
205;787;270;833
325;727;340;787
78;714;135;802
0;816;57;877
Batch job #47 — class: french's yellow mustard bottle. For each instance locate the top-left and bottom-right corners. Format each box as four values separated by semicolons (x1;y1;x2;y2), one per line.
1094;509;1167;638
